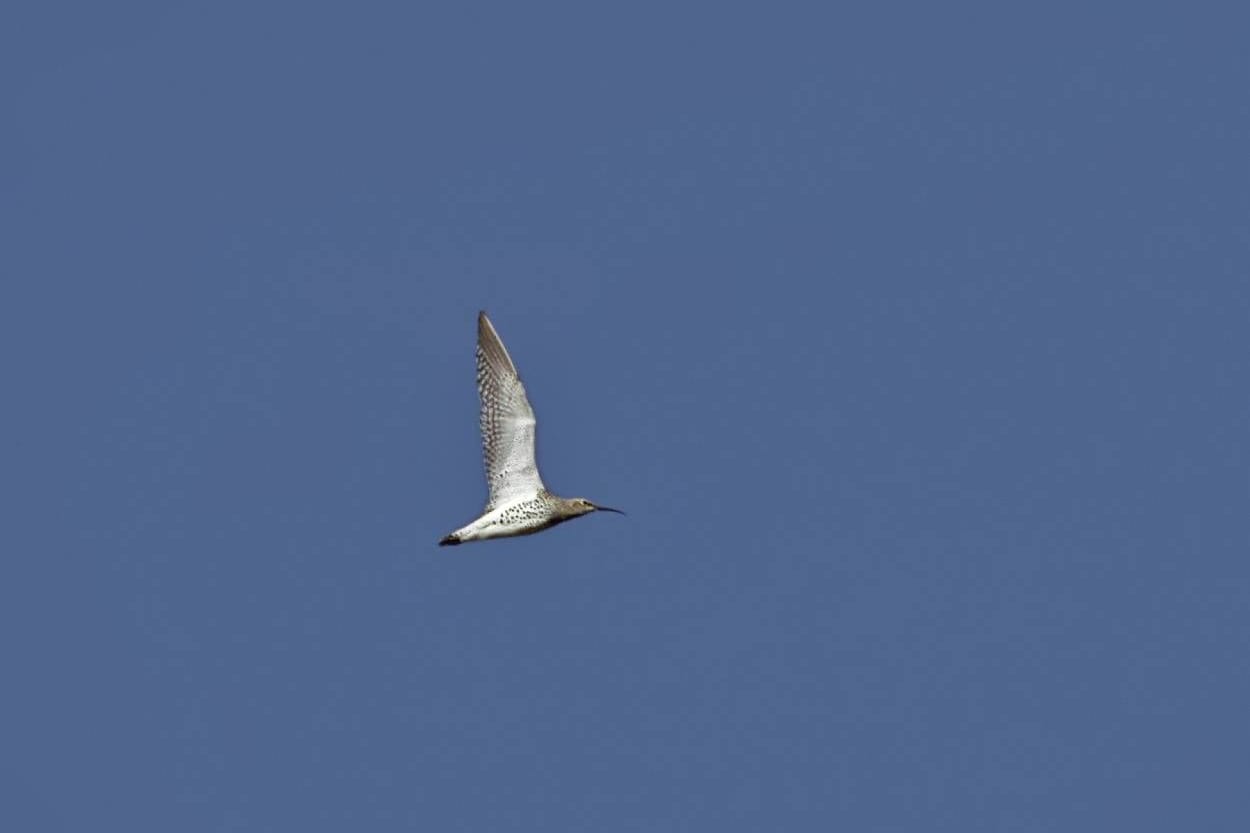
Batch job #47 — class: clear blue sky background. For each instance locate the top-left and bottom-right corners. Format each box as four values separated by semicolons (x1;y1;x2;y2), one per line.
5;3;1248;831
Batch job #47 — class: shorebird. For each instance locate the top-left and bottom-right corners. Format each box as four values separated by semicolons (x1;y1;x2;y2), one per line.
438;312;624;545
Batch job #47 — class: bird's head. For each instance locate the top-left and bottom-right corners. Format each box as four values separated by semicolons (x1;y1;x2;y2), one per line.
568;498;625;517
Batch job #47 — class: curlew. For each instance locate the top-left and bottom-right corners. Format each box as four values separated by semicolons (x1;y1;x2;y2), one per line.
438;312;624;545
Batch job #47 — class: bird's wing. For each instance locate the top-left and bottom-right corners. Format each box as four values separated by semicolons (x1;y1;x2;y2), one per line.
476;312;546;509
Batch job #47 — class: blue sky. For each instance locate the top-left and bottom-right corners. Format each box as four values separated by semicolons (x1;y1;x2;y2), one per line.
5;3;1249;830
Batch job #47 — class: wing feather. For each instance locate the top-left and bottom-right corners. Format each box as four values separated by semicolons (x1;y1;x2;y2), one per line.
476;312;546;508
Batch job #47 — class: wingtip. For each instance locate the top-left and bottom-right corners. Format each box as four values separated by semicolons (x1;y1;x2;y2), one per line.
477;310;495;339
476;311;519;376
439;533;462;546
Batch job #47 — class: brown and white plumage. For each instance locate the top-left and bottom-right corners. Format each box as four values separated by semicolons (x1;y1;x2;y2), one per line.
475;312;545;509
439;312;623;546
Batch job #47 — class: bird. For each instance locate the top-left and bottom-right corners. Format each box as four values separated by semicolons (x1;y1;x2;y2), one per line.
438;311;624;545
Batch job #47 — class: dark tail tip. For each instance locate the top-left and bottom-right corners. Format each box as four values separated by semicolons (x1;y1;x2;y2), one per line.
439;534;461;546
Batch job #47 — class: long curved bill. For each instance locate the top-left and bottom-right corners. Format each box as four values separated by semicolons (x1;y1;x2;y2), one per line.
594;504;626;515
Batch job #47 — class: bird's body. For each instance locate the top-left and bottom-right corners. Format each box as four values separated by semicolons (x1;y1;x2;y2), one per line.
439;312;623;546
439;491;589;544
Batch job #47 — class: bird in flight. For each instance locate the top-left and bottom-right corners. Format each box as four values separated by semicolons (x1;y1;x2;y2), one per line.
439;312;624;545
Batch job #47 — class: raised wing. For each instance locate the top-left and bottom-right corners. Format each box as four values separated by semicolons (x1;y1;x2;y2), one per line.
476;312;546;508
